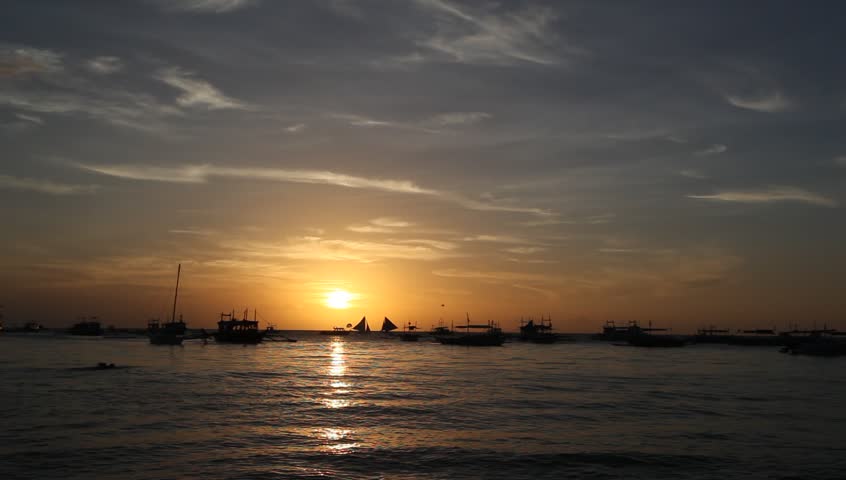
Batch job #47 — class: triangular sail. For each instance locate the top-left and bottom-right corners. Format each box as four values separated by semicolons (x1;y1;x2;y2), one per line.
381;317;398;332
353;316;369;333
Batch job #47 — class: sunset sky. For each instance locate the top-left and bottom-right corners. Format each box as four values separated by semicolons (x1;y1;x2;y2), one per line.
2;1;845;331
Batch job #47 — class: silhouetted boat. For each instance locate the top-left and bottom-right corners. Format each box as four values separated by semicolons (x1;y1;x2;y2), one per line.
380;317;398;333
319;326;351;336
694;327;732;343
148;264;187;345
435;315;505;346
598;320;667;341
399;321;421;342
214;309;266;344
519;316;556;343
68;317;103;336
624;323;686;347
352;316;371;334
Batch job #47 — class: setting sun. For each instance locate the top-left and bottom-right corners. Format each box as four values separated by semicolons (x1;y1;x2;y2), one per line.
325;289;355;309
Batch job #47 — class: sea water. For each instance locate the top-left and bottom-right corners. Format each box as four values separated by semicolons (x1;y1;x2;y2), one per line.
1;334;845;479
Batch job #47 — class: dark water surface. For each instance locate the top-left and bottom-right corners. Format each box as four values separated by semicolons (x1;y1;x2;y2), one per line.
2;334;845;479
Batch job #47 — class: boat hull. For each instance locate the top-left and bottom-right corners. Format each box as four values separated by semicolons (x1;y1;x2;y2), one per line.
628;335;686;348
436;334;505;346
213;332;266;344
149;334;184;345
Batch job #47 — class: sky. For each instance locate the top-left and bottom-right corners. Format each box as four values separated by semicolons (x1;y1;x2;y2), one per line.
1;0;845;332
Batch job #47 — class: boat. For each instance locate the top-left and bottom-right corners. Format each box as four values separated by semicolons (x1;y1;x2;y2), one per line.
435;314;505;346
626;324;686;347
352;316;371;334
214;309;267;344
399;321;421;342
319;326;351;336
519;316;556;343
694;327;732;344
380;316;398;334
148;264;187;345
68;317;103;336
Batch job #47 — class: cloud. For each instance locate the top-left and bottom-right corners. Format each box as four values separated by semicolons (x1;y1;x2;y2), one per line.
688;186;837;207
504;246;545;255
428;112;491;126
285;123;306;133
158;0;258;13
347;225;393;234
168;228;214;236
86;56;123;74
225;237;457;263
75;162;553;216
413;0;573;66
696;144;727;156
462;234;533;244
0;89;182;133
371;217;412;228
14;113;43;125
0;174;99;195
679;169;708;180
725;91;791;113
155;67;248;110
0;45;62;77
397;239;458;250
835;156;846;167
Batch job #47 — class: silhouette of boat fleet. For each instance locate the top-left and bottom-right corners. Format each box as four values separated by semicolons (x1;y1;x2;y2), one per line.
2;267;844;355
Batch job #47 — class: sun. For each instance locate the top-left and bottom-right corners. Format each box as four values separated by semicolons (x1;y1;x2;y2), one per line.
325;289;354;309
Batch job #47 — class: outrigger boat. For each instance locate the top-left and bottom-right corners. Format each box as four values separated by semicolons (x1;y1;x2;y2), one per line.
213;309;267;344
519;316;556;343
399;321;421;342
435;314;505;346
319;326;351;336
148;264;187;345
68;317;103;336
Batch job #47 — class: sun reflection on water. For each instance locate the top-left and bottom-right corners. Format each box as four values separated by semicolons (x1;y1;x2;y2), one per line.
318;340;358;454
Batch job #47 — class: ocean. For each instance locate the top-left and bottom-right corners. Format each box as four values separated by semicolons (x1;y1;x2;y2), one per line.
1;333;844;479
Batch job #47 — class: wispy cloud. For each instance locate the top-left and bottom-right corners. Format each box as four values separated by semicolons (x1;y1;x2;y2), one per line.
0;174;99;195
397;239;458;251
76;162;553;216
0;45;62;77
285;123;306;133
696;144;727;156
86;56;123;74
155;67;248;110
225;237;458;263
371;217;412;228
158;0;258;13
0;89;182;133
504;246;545;255
168;228;215;236
14;113;43;125
462;234;533;244
834;156;846;167
725;91;791;113
689;186;837;207
679;169;708;180
413;0;573;66
428;112;491;126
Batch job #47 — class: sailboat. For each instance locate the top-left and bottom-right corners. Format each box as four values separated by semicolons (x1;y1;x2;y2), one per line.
380;317;398;335
352;316;371;333
148;264;187;345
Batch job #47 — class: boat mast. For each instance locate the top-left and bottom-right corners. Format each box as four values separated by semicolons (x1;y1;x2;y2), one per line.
171;264;181;323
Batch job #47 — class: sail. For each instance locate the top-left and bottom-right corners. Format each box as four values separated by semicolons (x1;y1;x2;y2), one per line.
381;317;398;332
353;316;369;333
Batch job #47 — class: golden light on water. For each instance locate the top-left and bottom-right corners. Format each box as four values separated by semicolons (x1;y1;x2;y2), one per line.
324;289;355;309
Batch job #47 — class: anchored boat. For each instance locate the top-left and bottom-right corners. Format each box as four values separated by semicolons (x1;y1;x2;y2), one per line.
214;309;267;344
148;264;187;345
435;314;505;346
